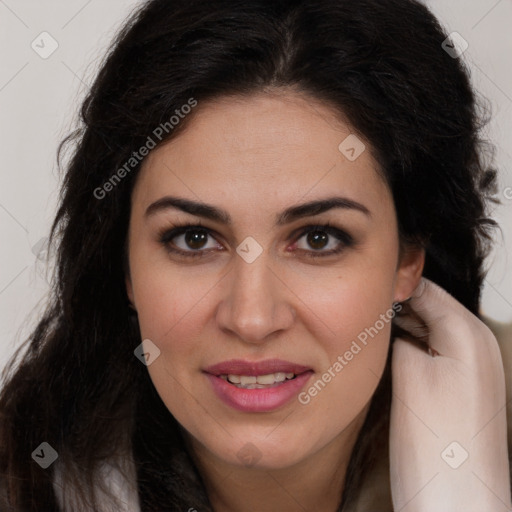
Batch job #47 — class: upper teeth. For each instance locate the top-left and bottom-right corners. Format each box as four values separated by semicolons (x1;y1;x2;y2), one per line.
224;372;295;385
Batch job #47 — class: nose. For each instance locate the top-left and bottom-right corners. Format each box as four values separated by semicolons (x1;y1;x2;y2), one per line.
215;252;296;344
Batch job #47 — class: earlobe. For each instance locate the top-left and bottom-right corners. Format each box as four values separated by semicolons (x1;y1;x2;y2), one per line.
394;246;425;302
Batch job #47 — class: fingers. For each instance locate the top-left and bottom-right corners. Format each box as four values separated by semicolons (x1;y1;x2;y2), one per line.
394;278;483;359
408;278;464;328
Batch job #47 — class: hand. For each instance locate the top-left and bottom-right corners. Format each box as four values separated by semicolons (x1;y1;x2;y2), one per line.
389;278;512;512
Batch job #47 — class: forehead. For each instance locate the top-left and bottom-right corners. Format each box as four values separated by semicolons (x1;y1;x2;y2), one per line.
132;91;391;219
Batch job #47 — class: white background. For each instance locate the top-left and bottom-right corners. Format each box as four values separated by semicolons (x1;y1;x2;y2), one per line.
1;0;511;373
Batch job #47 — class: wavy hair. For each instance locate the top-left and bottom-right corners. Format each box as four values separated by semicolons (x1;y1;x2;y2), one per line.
0;0;498;510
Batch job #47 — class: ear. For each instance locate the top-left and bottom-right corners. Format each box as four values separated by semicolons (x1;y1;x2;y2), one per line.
393;244;425;302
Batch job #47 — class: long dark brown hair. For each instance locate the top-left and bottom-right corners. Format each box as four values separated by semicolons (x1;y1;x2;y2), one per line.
0;0;498;510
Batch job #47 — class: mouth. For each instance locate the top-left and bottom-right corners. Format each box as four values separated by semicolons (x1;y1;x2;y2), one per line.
218;372;298;389
203;359;314;412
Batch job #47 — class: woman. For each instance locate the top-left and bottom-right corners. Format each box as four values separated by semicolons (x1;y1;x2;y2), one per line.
0;0;510;510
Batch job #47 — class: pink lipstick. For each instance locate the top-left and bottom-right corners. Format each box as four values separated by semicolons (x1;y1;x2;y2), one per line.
203;359;313;412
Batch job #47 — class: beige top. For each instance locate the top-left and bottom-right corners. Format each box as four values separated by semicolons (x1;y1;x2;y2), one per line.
52;317;512;511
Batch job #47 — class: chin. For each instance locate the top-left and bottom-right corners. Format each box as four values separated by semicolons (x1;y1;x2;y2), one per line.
211;433;314;470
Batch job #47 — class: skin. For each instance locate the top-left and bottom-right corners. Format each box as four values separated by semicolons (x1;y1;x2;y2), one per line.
125;89;424;511
391;278;512;511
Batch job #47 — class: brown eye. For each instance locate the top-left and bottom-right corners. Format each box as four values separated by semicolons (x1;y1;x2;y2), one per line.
183;229;209;250
159;225;223;257
306;231;329;250
295;225;353;255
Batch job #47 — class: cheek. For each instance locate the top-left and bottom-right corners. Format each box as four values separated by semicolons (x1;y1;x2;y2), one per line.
131;270;214;419
130;243;213;333
130;262;231;420
299;285;393;410
294;301;392;451
290;256;395;425
287;245;397;352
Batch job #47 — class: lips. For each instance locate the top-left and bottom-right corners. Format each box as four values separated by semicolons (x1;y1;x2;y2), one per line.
203;359;312;377
203;359;314;412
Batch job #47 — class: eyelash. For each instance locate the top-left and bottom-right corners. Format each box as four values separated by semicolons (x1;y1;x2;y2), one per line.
158;221;354;259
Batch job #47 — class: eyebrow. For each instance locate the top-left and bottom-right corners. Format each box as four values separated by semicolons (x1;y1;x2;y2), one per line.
145;195;371;225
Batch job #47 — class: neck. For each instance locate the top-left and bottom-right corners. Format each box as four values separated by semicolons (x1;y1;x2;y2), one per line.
185;407;369;512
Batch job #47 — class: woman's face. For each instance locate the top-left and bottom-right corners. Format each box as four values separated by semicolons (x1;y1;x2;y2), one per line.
125;91;423;470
